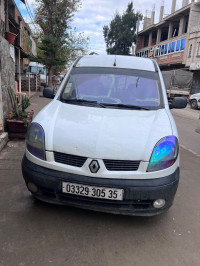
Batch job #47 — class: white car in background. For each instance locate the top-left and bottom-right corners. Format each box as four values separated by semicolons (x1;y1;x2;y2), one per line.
189;92;200;109
22;55;187;216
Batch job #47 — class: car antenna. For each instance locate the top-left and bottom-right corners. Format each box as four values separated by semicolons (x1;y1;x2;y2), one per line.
113;55;117;67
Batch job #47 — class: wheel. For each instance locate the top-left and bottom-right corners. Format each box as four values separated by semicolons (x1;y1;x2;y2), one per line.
190;99;198;109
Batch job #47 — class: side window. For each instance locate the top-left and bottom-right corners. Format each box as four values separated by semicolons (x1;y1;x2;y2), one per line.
30;66;37;74
63;76;73;97
39;68;45;74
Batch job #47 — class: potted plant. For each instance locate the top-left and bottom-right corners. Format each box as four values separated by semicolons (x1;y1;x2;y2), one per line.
5;32;17;45
6;89;33;138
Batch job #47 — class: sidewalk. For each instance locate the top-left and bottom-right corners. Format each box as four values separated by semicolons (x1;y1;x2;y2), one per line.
0;92;51;152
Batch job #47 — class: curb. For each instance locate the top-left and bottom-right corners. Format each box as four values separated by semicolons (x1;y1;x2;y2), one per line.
0;132;8;152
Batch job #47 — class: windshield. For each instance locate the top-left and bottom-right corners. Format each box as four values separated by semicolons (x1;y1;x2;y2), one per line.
60;67;163;110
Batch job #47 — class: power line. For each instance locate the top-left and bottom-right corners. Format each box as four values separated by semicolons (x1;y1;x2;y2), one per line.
23;0;38;32
25;0;35;24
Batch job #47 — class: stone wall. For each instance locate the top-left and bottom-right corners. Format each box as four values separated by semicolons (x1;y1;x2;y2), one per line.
0;35;15;131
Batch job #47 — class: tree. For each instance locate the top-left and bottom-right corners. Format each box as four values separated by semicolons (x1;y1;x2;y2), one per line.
103;2;142;55
34;0;88;86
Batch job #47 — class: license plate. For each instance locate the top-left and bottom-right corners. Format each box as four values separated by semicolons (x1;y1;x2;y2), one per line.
62;182;124;201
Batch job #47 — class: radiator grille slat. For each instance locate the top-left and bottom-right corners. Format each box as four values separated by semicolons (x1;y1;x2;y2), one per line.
103;159;140;171
54;152;140;171
54;152;87;167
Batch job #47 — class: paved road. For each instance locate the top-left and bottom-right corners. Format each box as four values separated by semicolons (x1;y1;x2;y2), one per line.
0;94;200;266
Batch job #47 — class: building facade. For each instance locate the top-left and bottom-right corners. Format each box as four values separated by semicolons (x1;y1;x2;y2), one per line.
0;0;36;132
135;0;200;94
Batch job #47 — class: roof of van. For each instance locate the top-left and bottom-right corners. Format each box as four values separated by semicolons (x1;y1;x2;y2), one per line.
76;55;156;72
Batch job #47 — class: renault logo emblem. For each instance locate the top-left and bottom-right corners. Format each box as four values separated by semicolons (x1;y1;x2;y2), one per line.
89;160;100;173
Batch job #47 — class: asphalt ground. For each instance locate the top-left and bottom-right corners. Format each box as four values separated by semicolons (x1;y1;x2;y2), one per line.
0;93;200;266
172;106;200;157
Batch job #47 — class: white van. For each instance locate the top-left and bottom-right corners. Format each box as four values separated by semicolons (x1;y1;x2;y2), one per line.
22;55;187;216
27;62;47;87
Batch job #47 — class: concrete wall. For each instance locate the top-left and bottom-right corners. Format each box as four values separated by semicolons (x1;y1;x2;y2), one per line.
0;35;15;131
185;3;200;68
0;53;3;132
0;0;5;36
157;51;184;66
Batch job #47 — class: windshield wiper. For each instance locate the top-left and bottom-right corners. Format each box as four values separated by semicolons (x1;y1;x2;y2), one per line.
61;98;107;108
102;103;150;110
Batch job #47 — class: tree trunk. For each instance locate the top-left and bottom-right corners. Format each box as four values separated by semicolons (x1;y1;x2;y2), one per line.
48;66;53;88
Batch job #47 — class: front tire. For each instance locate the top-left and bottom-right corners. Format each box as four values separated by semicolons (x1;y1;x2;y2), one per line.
190;99;198;109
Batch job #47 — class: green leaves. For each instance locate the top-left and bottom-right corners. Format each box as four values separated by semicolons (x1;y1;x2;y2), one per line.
103;1;142;55
34;0;88;85
7;88;30;126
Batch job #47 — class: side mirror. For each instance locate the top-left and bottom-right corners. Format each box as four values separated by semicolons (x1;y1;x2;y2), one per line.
43;87;55;99
169;97;187;109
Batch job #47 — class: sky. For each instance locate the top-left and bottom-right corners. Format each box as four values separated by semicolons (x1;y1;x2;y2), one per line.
15;0;186;54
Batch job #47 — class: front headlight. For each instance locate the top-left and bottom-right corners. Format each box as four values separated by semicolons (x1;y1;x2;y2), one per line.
26;122;46;160
147;136;179;172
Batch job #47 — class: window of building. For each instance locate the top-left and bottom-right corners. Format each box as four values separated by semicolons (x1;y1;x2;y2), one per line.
197;42;200;57
161;28;169;42
155;46;161;57
171;42;176;52
181;38;186;50
188;44;192;58
168;43;172;53
164;44;168;54
184;17;189;34
154;47;158;57
176;40;181;51
161;45;165;55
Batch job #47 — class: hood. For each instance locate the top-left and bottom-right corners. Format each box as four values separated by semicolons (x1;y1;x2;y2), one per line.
34;100;173;162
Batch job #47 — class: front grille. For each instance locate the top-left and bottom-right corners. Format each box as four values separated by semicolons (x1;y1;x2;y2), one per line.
54;151;87;167
103;159;140;171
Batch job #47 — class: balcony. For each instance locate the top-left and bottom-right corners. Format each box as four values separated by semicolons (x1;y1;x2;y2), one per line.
135;35;187;67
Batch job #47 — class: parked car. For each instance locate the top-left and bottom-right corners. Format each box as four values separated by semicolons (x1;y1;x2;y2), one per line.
189;92;200;109
22;55;187;216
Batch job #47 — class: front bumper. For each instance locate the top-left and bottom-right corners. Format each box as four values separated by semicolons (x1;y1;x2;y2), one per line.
22;156;180;216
